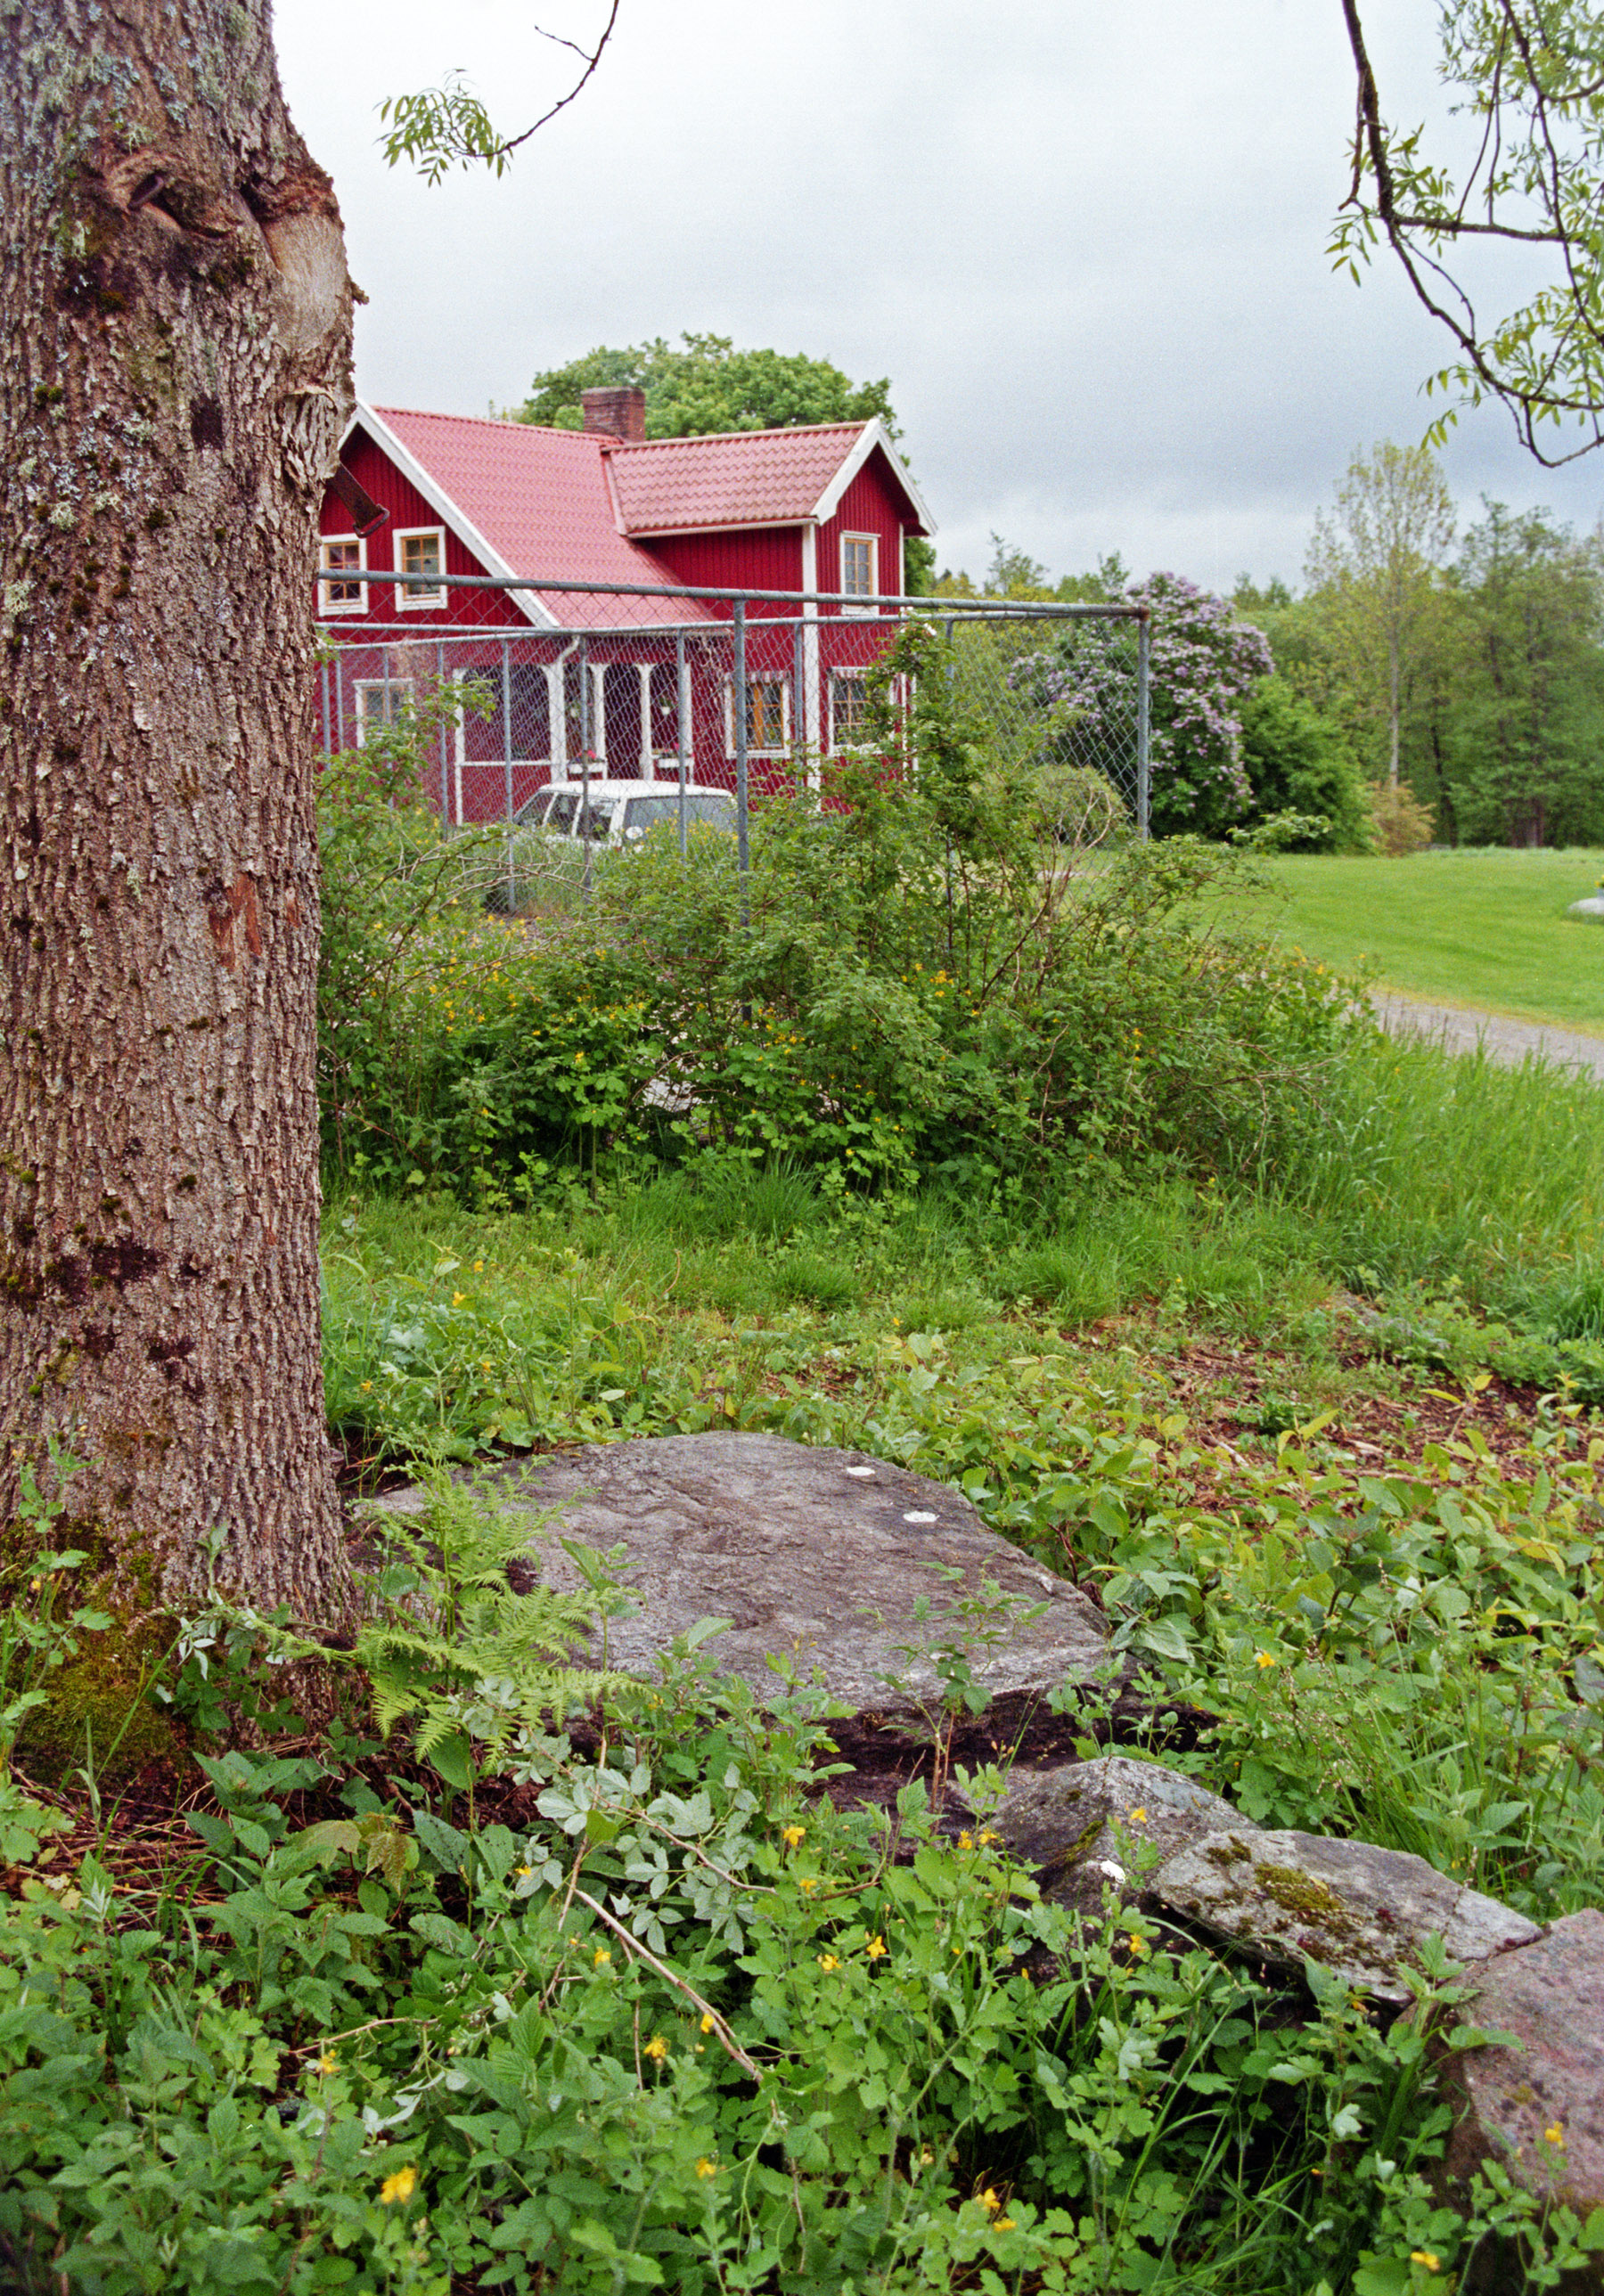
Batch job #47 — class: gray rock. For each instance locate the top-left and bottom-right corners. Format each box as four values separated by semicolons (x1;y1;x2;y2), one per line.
381;1434;1109;1721
990;1755;1255;1915
1152;1827;1539;2002
1438;1908;1604;2293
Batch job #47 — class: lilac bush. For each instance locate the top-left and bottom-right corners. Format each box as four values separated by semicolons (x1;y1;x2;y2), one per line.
1012;573;1273;837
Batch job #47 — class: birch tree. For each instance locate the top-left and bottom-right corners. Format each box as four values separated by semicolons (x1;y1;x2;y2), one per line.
1305;442;1456;788
0;2;355;1611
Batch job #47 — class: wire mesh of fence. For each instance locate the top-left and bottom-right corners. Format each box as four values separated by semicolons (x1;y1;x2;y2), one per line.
315;571;1150;905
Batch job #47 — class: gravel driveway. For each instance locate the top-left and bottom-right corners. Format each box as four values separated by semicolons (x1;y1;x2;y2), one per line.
1375;993;1604;1081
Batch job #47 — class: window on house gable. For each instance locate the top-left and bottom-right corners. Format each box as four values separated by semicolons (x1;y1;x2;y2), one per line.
394;527;447;611
841;534;878;604
319;535;366;615
353;677;416;744
830;673;871;747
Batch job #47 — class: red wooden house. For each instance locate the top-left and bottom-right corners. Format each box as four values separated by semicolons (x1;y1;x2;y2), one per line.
316;387;934;820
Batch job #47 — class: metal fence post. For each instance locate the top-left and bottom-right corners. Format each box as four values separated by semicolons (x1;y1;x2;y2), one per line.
436;638;449;825
733;598;749;927
1136;611;1151;840
579;633;592;905
502;635;514;910
675;629;688;858
791;616;806;791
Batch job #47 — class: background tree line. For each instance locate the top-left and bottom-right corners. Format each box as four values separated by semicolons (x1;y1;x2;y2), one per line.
936;448;1604;854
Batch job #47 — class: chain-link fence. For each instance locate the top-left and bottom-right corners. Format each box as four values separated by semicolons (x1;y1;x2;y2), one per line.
316;573;1150;889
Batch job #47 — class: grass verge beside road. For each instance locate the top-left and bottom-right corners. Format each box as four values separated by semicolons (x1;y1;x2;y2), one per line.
1239;847;1604;1034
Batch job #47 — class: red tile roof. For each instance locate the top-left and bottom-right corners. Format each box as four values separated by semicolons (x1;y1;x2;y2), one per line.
366;405;709;627
605;423;871;534
356;404;929;622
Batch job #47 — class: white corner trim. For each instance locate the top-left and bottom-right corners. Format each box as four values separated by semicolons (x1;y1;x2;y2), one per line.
344;402;558;629
809;418;936;536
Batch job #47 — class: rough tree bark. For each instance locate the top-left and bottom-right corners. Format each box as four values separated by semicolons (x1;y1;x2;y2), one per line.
0;2;354;1614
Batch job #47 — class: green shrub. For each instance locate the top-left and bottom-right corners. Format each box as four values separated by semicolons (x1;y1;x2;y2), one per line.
317;645;1366;1205
1240;676;1372;853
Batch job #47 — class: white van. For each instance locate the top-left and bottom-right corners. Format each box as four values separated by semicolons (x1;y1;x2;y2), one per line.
515;777;737;846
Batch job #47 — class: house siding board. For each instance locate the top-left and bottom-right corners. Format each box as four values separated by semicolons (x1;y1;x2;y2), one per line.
648;527;805;601
818;454;904;606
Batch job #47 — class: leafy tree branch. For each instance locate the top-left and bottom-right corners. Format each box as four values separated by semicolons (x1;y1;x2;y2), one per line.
1333;0;1604;465
379;2;621;185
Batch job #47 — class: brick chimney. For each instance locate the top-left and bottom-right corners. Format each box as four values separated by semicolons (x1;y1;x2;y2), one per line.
580;385;647;443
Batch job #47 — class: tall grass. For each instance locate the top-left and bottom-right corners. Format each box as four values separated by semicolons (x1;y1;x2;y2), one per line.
1281;1031;1604;1303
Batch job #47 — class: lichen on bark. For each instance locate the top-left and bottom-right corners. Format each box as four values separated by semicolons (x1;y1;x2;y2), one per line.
0;2;355;1618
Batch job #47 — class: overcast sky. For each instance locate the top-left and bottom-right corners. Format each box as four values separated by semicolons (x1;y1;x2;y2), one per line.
273;0;1604;593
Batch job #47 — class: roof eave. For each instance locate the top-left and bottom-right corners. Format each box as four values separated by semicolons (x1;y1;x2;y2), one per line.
810;419;935;537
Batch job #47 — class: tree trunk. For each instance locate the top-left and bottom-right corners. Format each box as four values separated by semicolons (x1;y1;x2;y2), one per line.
1387;625;1401;787
0;2;353;1614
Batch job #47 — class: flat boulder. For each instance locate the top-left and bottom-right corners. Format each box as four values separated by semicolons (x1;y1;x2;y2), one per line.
1438;1908;1604;2290
990;1755;1253;1916
1152;1827;1539;2003
385;1434;1108;1721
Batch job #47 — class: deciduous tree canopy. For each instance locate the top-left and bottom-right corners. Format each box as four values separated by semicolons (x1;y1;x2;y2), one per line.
517;334;899;441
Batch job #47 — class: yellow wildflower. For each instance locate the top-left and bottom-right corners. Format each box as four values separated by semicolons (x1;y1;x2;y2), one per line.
782;1824;806;1848
642;2034;668;2062
1126;1932;1150;1957
1255;1650;1277;1670
798;1875;817;1893
817;1953;840;1972
700;2013;716;2033
593;1946;611;1967
315;2052;337;2077
379;2163;417;2206
695;2157;718;2178
1128;1808;1149;1825
1410;2255;1440;2275
958;1831;974;1850
996;2218;1017;2232
865;1934;888;1960
978;2186;1002;2213
1544;2122;1566;2146
452;1291;466;1307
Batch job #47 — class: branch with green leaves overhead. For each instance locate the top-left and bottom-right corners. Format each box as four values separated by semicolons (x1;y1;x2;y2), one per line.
379;3;620;185
1333;0;1604;466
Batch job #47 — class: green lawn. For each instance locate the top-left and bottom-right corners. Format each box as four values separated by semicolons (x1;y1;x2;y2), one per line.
1239;848;1604;1034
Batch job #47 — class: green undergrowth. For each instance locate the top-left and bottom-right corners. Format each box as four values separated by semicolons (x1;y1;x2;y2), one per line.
2;1468;1601;2293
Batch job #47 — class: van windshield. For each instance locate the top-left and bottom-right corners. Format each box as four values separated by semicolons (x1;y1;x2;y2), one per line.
623;794;736;832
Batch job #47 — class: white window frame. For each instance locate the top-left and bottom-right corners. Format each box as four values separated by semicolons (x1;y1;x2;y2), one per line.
839;532;879;613
828;670;872;750
353;676;416;746
724;674;792;758
319;532;367;616
393;525;447;612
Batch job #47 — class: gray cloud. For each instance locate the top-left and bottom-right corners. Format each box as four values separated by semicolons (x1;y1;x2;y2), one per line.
274;0;1604;592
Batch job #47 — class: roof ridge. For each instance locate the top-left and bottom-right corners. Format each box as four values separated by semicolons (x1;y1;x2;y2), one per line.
608;419;871;453
368;403;600;444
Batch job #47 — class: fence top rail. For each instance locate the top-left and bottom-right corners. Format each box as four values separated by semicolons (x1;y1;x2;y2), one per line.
317;617;1148;648
315;568;1148;618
